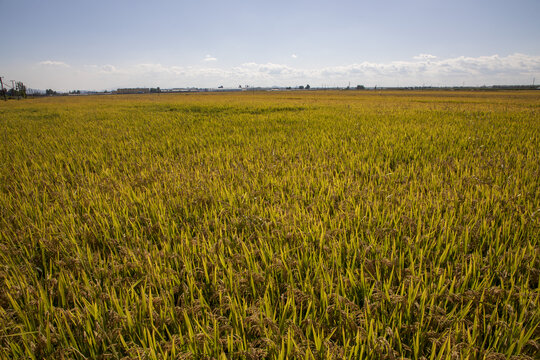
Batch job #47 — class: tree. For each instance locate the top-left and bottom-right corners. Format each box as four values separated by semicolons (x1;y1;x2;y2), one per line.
298;85;304;90
356;85;365;90
15;82;26;98
305;84;310;90
45;89;56;96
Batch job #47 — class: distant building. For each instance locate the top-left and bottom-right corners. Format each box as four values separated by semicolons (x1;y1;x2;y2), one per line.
115;88;150;94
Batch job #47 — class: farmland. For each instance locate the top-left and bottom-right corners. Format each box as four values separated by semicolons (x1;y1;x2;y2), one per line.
0;90;539;359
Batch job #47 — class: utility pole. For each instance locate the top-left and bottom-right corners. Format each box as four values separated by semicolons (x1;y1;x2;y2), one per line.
0;77;6;101
10;80;16;99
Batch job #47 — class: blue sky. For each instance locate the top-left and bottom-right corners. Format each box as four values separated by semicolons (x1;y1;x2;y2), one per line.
1;0;539;90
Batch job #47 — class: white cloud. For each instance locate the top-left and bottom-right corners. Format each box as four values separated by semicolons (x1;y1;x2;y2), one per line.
135;63;175;73
24;53;540;89
38;60;70;67
235;62;297;77
100;64;117;73
203;55;217;62
84;64;117;73
291;54;298;59
414;54;437;60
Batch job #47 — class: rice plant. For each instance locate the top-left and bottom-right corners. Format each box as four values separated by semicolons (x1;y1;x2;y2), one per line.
0;90;539;359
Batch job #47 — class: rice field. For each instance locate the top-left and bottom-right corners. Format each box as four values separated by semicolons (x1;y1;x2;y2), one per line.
0;90;539;359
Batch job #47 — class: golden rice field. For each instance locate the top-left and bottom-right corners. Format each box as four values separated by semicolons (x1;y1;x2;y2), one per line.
0;90;539;359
